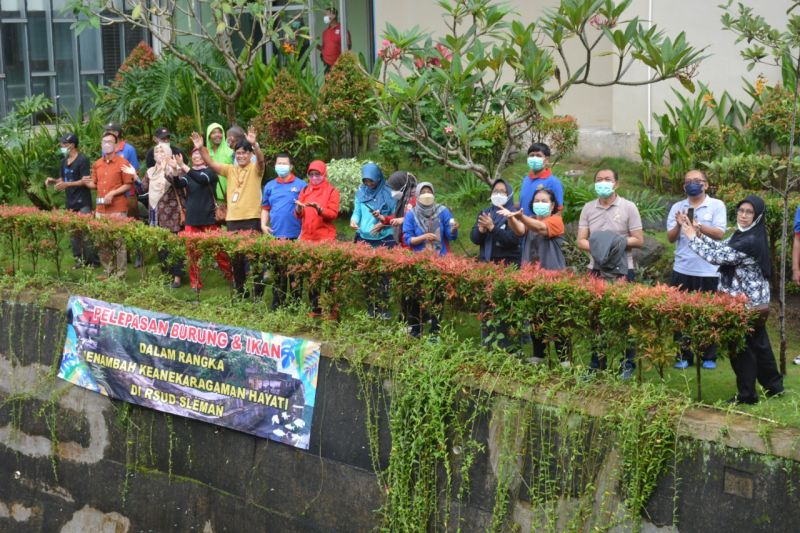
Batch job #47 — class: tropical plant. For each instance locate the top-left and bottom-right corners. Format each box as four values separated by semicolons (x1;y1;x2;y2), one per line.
325;158;368;213
69;0;305;121
374;0;706;186
319;52;377;157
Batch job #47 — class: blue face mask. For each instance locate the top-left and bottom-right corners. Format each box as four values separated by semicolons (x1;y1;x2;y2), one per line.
275;164;291;178
595;181;615;198
532;202;551;216
527;156;545;172
684;182;704;197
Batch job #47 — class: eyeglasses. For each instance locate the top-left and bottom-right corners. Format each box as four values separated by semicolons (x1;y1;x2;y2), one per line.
684;179;706;185
737;208;755;215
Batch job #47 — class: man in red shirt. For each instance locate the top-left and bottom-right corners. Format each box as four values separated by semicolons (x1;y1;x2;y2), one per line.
319;7;350;72
84;132;136;278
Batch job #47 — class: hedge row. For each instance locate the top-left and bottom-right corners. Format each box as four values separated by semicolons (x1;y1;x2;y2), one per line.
0;206;751;371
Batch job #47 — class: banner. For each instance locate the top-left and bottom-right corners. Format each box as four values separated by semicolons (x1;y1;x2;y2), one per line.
57;296;320;449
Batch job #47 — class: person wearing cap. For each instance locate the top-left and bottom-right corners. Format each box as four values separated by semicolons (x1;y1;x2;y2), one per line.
519;142;564;217
103;122;140;172
295;160;340;315
145;127;187;170
45;133;97;268
84;131;137;278
318;6;350;72
191;127;265;297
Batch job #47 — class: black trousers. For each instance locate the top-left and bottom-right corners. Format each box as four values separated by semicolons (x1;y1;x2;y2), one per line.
732;320;783;402
670;270;718;363
271;238;301;310
227;218;262;294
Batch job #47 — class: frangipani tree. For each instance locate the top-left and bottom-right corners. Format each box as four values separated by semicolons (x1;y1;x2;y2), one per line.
374;0;706;185
68;0;304;122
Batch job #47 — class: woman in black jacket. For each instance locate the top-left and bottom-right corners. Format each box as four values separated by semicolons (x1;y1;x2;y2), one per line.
174;150;234;293
471;179;521;353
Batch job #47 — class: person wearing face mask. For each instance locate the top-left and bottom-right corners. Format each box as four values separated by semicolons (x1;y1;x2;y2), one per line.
261;154;306;309
403;183;459;338
519;142;564;218
139;143;186;288
683;195;784;404
501;188;570;365
471;179;521;265
318;6;350;72
296;160;341;316
667;169;727;370
83;132;137;279
44;133;98;268
376;171;417;248
470;179;521;352
577;168;644;378
350;163;396;247
191;127;265;297
173;149;234;293
205;123;233;206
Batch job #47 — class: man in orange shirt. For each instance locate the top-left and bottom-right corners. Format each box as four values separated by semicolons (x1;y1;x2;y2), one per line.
319;7;350;72
83;132;136;278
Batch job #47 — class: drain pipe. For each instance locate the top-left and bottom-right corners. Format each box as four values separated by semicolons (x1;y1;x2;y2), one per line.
647;0;653;142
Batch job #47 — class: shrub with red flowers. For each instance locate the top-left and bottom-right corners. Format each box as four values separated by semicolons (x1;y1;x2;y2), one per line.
113;42;157;86
0;207;751;378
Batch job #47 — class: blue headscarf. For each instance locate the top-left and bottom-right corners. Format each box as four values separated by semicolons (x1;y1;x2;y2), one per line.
356;163;395;214
478;179;516;261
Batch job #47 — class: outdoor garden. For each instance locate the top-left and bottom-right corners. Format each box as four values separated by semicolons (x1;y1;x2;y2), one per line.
3;0;800;530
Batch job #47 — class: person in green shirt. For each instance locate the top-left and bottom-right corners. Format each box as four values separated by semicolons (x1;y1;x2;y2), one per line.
205;123;234;202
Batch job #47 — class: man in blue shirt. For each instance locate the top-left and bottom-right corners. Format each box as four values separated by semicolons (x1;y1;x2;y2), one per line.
667;169;727;369
260;153;306;309
519;142;564;216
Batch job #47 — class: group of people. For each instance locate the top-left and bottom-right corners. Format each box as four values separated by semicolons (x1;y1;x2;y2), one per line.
46;130;785;405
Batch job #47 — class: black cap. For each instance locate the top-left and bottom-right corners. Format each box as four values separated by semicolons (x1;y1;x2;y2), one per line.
59;132;78;146
154;127;171;140
104;122;122;135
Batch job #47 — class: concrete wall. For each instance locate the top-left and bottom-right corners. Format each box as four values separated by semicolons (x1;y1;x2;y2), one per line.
2;294;800;532
372;0;786;158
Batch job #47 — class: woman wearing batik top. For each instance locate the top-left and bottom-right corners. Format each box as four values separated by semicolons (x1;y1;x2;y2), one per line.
682;194;784;404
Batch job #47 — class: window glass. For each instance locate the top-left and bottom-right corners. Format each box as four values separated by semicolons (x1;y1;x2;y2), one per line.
54;22;77;115
2;23;28;109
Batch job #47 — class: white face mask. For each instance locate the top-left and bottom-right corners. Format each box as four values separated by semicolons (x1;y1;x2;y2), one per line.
390;189;403;201
323;15;331;24
490;194;508;207
737;214;761;233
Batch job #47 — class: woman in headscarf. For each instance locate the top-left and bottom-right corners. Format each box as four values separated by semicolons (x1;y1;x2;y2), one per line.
350;163;397;318
683;194;784;404
350;162;396;247
139;143;185;288
470;179;521;265
173;149;234;293
295;160;340;316
378;171;417;248
470;179;521;352
402;182;459;337
501;188;569;366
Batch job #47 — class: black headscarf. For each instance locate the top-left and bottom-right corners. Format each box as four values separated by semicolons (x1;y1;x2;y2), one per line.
722;195;771;281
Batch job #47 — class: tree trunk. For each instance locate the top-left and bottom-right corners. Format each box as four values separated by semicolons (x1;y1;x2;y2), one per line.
780;193;789;375
224;98;237;125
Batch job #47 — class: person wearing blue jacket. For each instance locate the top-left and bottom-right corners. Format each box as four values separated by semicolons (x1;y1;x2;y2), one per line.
350;162;396;247
402;182;459;255
402;182;459;337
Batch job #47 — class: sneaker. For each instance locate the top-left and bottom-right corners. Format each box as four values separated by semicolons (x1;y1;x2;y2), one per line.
169;280;181;289
620;366;635;380
702;360;717;370
766;388;785;398
674;360;689;370
793;355;800;365
560;361;571;369
528;356;545;365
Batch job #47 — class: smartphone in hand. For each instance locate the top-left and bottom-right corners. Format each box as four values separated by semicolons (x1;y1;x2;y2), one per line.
687;207;694;223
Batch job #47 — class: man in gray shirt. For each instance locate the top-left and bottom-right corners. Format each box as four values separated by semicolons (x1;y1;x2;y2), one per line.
577;168;644;378
667;169;727;369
